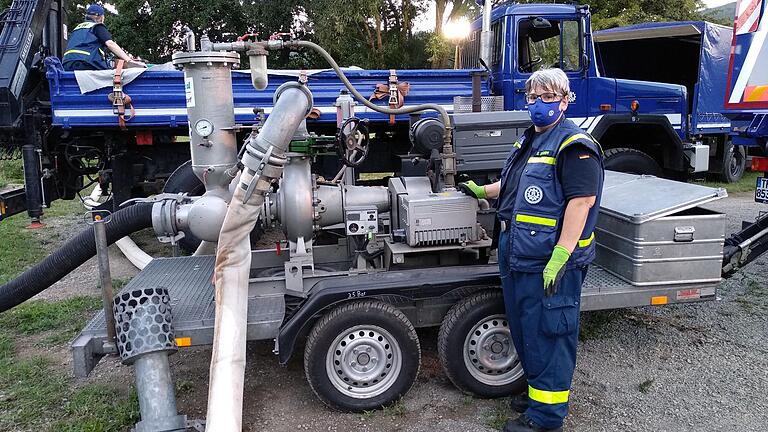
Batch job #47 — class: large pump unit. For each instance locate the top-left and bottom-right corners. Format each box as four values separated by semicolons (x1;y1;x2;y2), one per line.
2;6;765;431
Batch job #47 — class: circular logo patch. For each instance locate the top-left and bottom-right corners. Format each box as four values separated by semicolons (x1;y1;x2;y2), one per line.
524;185;543;204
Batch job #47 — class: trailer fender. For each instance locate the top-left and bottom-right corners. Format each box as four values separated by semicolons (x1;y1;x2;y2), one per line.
589;114;687;172
276;266;501;364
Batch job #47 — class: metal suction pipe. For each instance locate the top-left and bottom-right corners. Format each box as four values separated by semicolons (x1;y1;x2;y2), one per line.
238;82;314;201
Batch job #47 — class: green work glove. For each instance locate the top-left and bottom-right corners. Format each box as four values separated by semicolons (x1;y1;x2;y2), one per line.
458;180;486;199
543;245;571;297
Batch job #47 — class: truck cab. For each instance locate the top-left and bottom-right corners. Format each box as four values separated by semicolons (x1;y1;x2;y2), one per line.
461;3;692;177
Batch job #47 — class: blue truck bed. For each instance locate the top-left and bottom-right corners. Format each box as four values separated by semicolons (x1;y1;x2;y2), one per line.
595;21;733;136
44;58;487;130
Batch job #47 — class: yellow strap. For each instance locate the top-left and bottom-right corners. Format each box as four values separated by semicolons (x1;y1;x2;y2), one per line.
515;214;557;227
528;156;556;165
578;232;595;248
529;385;569;404
558;133;594;152
64;49;91;57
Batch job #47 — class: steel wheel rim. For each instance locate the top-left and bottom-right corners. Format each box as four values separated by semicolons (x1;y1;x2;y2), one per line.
463;314;523;386
326;325;402;399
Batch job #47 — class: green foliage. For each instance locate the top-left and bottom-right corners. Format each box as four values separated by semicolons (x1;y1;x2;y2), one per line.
0;159;23;189
0;333;12;361
0;296;101;335
51;385;140;432
0;356;69;428
698;170;760;194
107;0;305;65
0;209;43;285
587;0;707;30
0;346;138;431
305;0;430;69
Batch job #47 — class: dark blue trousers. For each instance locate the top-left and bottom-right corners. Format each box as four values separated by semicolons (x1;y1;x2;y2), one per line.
498;230;586;429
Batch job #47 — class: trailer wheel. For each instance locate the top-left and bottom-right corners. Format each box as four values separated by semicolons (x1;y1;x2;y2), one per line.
719;142;746;183
604;148;663;176
438;290;525;398
304;300;421;412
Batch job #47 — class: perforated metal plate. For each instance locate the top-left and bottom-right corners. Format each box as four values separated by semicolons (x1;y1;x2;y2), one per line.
80;256;285;344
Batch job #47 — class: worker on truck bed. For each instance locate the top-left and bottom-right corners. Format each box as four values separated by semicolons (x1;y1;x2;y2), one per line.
459;68;605;432
62;4;145;71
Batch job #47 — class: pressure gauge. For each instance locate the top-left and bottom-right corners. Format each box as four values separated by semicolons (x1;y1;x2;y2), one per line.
194;119;214;137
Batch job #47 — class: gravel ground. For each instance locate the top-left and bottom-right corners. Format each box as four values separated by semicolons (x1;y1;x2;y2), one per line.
22;193;768;431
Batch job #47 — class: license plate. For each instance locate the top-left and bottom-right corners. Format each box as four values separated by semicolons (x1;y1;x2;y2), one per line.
756;177;768;204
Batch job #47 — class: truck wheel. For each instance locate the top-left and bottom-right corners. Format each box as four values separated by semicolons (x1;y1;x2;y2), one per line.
438;290;525;398
304;300;421;412
720;143;746;183
604;148;663;176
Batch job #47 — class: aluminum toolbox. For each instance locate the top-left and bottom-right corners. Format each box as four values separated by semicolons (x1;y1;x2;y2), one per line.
594;171;728;286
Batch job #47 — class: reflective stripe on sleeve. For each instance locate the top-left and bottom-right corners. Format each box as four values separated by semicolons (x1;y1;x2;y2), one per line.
558;133;594;152
528;156;556;165
513;141;522;149
529;385;569;404
74;22;97;30
578;232;595;248
515;214;557;227
64;49;91;57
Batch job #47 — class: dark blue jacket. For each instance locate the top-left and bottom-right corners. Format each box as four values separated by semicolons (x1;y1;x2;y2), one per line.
63;21;110;70
500;118;604;272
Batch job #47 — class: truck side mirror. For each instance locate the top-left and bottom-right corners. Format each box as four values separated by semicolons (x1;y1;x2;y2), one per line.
531;17;552;29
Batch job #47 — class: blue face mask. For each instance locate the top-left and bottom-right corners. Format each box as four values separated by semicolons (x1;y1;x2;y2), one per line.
527;99;562;127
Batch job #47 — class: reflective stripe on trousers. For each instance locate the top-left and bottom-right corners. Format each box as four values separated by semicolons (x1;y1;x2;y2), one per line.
498;229;586;429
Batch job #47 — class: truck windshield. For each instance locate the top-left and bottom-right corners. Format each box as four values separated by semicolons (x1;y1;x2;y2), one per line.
518;18;581;73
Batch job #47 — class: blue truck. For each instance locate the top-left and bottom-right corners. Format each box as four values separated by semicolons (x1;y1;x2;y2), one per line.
0;0;759;222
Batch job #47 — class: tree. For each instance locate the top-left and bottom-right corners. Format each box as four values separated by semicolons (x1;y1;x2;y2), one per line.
305;0;430;69
106;0;303;65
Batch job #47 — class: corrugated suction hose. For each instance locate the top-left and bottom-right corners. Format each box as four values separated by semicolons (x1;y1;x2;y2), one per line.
0;203;153;312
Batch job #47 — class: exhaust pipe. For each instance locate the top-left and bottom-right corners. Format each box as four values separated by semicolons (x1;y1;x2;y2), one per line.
479;0;494;69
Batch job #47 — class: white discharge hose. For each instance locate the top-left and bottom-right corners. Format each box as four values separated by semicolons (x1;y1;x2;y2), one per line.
205;169;262;432
83;185;153;270
205;82;312;432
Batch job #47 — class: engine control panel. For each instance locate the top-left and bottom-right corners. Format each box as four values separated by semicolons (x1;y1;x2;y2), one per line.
345;206;378;236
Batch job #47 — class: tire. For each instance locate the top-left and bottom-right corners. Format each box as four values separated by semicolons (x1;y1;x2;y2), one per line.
163;161;205;253
604;148;663;176
304;300;421;412
438;290;526;398
719;142;746;183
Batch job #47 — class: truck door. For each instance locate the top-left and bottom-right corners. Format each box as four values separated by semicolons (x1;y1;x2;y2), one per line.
512;16;588;120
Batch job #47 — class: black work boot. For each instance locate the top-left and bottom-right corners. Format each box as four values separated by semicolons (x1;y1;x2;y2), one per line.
509;393;528;413
502;414;563;432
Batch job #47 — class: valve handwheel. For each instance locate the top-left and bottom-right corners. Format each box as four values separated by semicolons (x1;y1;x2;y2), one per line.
337;117;370;167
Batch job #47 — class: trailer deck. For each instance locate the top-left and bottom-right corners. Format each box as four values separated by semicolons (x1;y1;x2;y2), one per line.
71;254;718;377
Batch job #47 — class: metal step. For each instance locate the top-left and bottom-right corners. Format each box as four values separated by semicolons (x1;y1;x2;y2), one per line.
72;256;285;377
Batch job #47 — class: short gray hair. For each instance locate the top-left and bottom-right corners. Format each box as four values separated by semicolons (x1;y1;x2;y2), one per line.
525;68;570;97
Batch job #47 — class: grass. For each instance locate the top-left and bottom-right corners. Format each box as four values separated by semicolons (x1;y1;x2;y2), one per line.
0;296;139;431
0;296;101;335
0;159;24;189
0;189;85;285
483;398;511;430
639;378;655;393
579;310;625;341
696;170;761;194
